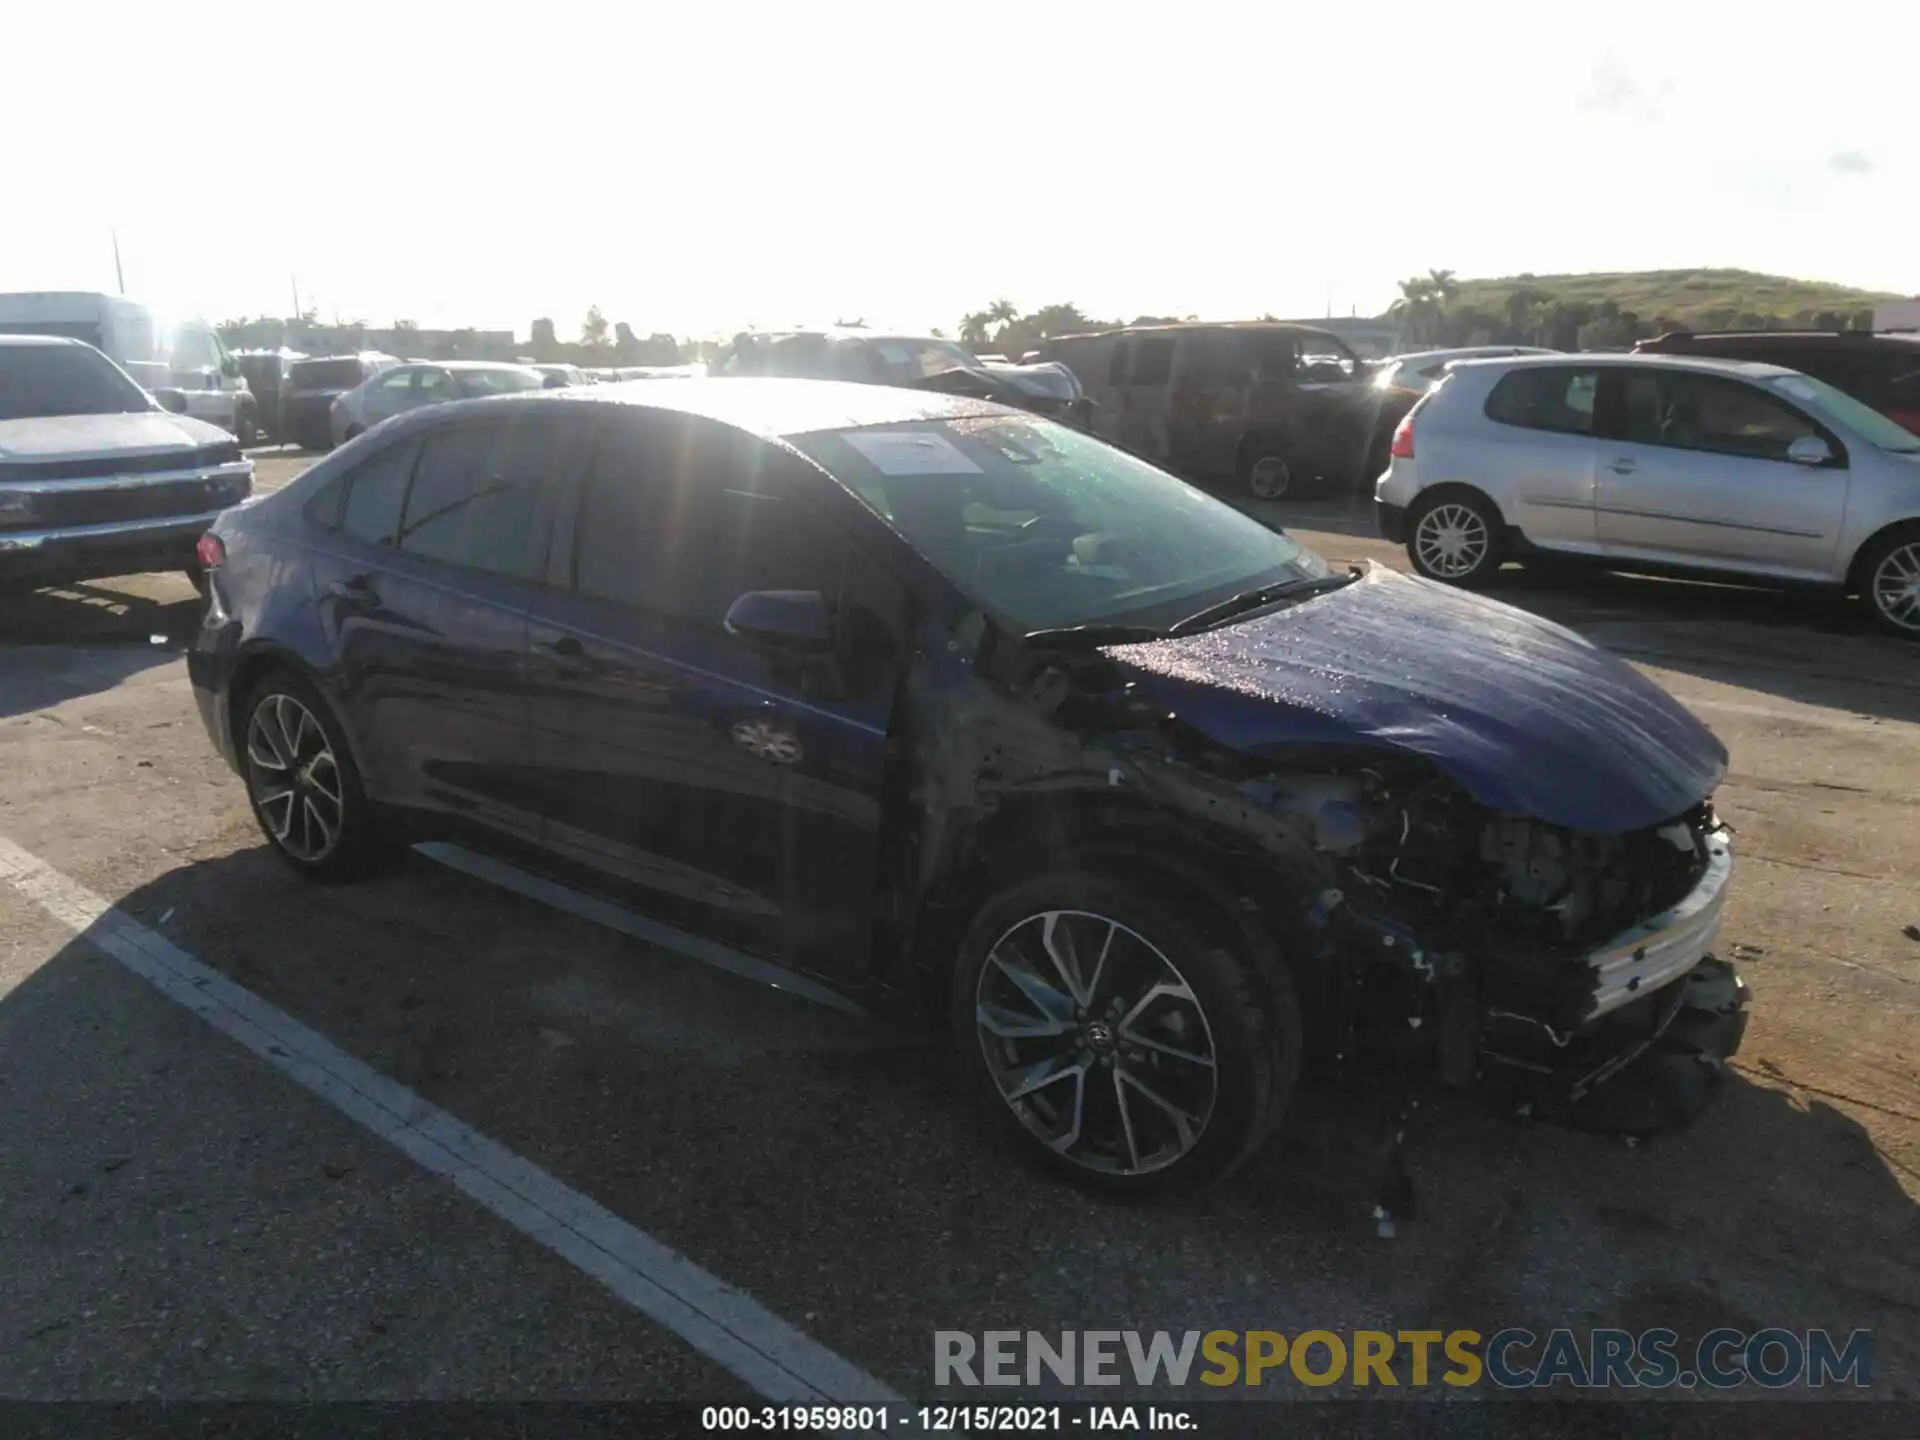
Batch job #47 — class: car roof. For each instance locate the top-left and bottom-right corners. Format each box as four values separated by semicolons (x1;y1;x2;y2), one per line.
387;376;1003;441
1056;320;1350;345
0;333;88;349
1452;352;1801;380
1641;329;1920;351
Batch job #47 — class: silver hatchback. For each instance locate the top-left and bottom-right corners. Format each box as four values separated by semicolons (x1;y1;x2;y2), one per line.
1373;353;1920;637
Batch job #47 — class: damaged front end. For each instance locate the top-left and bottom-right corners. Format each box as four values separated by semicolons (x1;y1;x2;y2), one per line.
1246;760;1748;1129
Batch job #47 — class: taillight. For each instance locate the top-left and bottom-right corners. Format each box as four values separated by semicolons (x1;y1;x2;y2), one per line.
196;532;226;569
1389;414;1415;460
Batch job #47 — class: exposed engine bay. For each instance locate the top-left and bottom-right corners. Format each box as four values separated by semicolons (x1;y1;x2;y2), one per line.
1235;760;1746;1125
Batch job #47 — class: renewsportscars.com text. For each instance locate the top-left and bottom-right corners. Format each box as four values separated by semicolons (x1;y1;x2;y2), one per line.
934;1328;1873;1390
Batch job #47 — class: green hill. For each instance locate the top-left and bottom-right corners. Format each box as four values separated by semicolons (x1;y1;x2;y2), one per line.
1394;268;1907;349
1452;268;1902;327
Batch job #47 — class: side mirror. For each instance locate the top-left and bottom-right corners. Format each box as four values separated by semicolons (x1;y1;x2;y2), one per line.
154;388;189;415
723;590;835;654
1787;435;1834;466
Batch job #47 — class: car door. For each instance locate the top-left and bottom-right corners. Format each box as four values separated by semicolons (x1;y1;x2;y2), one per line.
1593;368;1849;578
354;367;414;426
306;414;585;837
1475;364;1602;549
522;411;911;980
1109;334;1176;464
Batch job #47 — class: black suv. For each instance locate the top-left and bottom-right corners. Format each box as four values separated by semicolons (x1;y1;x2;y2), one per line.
281;353;398;450
1635;330;1920;433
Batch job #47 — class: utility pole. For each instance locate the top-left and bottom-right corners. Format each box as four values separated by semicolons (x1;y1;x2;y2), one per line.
112;228;125;295
290;275;300;319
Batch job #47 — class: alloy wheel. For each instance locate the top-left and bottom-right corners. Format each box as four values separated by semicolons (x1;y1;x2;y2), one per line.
245;693;345;863
1414;502;1490;579
974;909;1218;1177
1870;542;1920;635
1248;457;1292;500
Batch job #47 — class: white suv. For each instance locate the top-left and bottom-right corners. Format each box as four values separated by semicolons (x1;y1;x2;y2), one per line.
1373;353;1920;637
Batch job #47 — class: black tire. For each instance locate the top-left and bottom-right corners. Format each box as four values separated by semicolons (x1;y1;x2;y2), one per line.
237;669;404;883
1854;524;1920;640
343;425;364;443
234;406;258;447
1405;488;1505;587
185;560;210;598
949;871;1300;1194
1240;438;1299;500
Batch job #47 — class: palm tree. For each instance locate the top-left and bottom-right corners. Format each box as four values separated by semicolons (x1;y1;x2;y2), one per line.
986;298;1020;328
1027;302;1089;338
1425;269;1460;307
959;310;995;347
1389;277;1437;345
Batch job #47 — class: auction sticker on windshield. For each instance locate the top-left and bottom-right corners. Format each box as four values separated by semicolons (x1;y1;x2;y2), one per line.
843;430;983;475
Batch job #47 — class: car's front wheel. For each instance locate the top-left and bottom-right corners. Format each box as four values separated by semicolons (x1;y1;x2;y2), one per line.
951;873;1298;1193
240;671;402;882
1406;489;1504;586
1858;525;1920;639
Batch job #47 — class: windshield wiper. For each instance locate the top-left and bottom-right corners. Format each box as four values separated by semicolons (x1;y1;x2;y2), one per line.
1166;569;1359;638
1019;622;1169;649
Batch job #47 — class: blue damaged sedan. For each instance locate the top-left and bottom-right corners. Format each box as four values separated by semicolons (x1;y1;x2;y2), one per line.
188;378;1747;1192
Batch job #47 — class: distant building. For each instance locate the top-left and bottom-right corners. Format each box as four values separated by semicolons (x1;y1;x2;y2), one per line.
1874;299;1920;333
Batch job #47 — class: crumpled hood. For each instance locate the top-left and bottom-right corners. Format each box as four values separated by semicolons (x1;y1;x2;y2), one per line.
0;410;234;463
1110;565;1727;832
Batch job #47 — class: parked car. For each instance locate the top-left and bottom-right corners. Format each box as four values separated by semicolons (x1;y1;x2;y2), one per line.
1373;353;1920;637
0;336;252;591
714;331;1085;423
531;364;591;389
0;292;258;444
282;353;400;450
1043;322;1376;499
328;361;546;445
1635;330;1920;433
1365;346;1559;478
189;377;1745;1191
234;349;303;444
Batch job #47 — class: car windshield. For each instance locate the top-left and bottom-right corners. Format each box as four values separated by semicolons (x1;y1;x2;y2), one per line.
0;344;154;421
791;414;1330;634
454;367;544;397
1771;373;1920;453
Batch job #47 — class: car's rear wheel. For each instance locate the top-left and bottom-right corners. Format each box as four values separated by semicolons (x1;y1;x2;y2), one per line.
240;671;402;882
1858;525;1920;639
234;407;257;447
951;872;1298;1194
1407;489;1504;586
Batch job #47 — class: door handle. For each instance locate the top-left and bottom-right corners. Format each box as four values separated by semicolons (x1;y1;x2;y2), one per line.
536;634;598;672
1606;458;1638;475
327;573;375;604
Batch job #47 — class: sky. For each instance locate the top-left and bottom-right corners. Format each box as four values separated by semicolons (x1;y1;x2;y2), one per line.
6;1;1915;343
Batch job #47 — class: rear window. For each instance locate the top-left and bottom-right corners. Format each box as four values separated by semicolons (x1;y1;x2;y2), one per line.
290;359;366;390
1130;336;1175;387
1483;367;1598;436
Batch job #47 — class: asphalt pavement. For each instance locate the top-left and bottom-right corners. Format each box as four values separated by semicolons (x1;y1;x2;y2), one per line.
0;444;1914;1409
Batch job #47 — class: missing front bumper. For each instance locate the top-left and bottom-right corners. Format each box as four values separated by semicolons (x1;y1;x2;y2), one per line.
1485;954;1750;1135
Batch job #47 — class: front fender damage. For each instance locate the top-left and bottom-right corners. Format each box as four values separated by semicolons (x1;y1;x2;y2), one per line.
888;618;1746;1142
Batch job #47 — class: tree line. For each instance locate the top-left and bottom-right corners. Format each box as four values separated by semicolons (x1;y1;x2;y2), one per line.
217;308;692;366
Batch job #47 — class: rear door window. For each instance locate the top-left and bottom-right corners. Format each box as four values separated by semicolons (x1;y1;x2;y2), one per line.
1483;367;1598;435
397;420;564;578
331;438;418;545
1129;336;1175;387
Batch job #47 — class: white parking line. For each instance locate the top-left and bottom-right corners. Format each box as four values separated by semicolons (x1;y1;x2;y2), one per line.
0;833;902;1406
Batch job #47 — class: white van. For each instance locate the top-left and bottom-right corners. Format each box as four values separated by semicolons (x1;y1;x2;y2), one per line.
0;292;259;444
